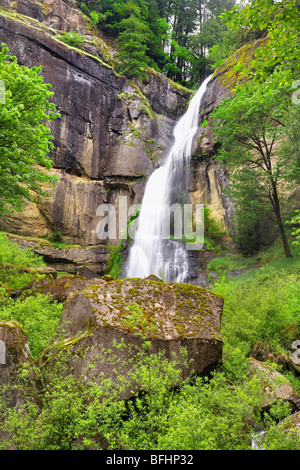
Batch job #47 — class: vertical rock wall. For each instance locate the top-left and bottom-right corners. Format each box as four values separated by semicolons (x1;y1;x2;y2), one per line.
0;0;247;276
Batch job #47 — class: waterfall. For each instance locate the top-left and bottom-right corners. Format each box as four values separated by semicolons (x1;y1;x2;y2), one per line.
125;75;212;283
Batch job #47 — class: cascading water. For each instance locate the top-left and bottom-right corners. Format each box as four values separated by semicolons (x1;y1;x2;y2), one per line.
125;75;212;283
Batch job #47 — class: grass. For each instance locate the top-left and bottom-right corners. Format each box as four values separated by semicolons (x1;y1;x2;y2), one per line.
208;237;300;275
0;233;64;358
0;230;81;251
0;234;45;267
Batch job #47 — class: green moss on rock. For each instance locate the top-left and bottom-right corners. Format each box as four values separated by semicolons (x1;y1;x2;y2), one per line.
215;37;270;92
63;277;223;343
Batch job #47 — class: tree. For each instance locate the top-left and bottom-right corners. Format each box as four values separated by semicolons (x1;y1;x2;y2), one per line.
0;44;58;214
211;71;299;258
116;15;150;79
222;0;300;81
76;0;239;85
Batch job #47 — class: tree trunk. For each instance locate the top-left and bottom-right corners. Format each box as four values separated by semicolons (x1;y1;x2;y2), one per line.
271;187;293;258
277;214;293;258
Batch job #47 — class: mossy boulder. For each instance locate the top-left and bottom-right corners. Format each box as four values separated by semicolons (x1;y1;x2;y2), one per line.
249;359;300;411
28;274;107;302
57;277;224;397
275;411;300;447
0;321;31;408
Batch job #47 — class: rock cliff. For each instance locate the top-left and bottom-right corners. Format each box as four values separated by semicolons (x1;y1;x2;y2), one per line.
0;0;243;276
0;0;194;272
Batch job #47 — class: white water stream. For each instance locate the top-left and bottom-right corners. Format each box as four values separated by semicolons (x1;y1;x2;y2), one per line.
125;75;212;282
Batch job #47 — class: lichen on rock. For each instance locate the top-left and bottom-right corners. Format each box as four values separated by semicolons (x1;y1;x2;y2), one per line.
54;277;223;397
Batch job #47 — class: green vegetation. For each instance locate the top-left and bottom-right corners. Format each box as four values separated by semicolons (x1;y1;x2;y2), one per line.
0;234;46;290
105;240;125;280
0;292;63;359
116;14;150;79
0;44;59;214
208;237;300;275
0;234;44;268
1;265;300;449
76;0;241;85
203;206;226;252
222;0;300;82
0;235;63;358
57;32;84;49
1;234;300;449
210;0;300;259
213;267;300;358
211;71;298;259
0;0;300;452
290;211;300;250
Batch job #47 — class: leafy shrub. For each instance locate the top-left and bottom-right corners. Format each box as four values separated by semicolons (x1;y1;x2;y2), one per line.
48;231;63;243
90;11;99;27
0;293;63;359
105;242;124;279
59;32;84;49
290;210;300;250
204;206;226;251
213;267;300;355
0;234;45;267
0;234;46;289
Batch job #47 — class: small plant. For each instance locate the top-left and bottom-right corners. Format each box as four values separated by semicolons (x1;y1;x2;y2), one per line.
48;231;63;244
59;32;84;49
90;11;99;28
105;241;124;280
289;210;300;249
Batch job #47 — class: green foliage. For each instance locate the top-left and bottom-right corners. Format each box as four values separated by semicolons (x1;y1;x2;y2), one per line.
0;234;46;289
211;70;298;258
212;267;300;355
116;15;150;79
59;32;84;49
106;210;140;278
156;372;263;450
0;293;63;359
1;267;300;449
0;235;62;357
48;231;63;244
290;210;300;249
0;44;59;214
203;206;226;251
281;103;300;183
222;0;300;82
0;234;45;267
105;241;124;279
90;10;100;27
0;351;127;450
76;0;238;85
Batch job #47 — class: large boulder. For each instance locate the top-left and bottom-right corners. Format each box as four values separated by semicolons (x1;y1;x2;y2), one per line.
24;274;107;302
54;277;223;397
0;321;31;408
249;358;300;412
275;411;300;447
